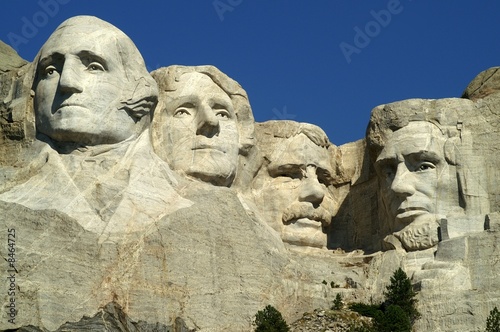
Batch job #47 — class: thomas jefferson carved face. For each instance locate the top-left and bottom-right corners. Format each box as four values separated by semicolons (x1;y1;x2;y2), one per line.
252;133;335;248
34;17;151;146
158;72;240;186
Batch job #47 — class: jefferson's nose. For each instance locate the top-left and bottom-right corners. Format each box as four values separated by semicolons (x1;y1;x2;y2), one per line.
196;104;220;137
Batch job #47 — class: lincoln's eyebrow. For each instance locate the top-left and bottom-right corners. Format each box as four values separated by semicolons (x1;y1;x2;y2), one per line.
406;150;441;163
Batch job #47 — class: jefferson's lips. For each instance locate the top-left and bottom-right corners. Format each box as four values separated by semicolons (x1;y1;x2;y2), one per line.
192;145;225;153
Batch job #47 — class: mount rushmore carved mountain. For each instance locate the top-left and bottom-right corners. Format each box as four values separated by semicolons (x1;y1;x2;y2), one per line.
1;15;500;331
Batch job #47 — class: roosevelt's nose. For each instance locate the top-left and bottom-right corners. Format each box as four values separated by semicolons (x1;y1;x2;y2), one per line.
390;162;416;196
196;104;220;137
298;166;325;207
59;58;83;94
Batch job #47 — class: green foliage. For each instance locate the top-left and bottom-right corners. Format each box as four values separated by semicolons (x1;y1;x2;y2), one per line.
384;267;420;323
374;305;412;332
349;302;382;318
333;293;343;310
486;306;500;332
322;280;328;285
331;281;340;288
349;268;420;331
254;305;290;332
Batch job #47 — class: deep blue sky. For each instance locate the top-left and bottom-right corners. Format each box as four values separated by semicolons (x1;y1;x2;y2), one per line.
2;1;500;145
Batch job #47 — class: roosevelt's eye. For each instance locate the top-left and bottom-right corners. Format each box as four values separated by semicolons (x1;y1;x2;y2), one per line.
316;169;332;186
87;62;105;72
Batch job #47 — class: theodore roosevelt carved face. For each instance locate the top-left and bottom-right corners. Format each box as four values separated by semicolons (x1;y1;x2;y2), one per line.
252;121;335;249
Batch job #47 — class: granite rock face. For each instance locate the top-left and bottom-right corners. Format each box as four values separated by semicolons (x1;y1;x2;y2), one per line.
1;15;500;332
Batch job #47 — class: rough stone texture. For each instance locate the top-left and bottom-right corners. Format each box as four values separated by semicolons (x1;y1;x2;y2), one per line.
2;15;500;332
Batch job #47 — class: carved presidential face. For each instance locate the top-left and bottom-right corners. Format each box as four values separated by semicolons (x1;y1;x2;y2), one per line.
34;23;136;145
375;121;459;232
252;134;335;248
159;72;240;186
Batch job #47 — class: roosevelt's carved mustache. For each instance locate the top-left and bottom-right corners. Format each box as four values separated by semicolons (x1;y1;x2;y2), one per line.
282;201;333;227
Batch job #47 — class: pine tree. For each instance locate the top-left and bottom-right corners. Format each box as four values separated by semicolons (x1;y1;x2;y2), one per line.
384;267;420;323
254;305;290;332
375;304;412;332
486;306;500;332
333;293;343;310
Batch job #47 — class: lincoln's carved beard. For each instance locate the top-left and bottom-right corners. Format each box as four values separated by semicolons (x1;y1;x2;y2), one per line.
392;215;441;251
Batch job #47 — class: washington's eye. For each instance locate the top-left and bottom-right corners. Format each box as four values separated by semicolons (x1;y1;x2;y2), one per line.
87;62;104;71
417;162;435;171
44;65;57;76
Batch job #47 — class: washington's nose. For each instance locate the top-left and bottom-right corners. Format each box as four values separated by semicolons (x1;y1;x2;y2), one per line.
298;166;325;207
390;162;416;196
196;104;220;137
59;59;83;94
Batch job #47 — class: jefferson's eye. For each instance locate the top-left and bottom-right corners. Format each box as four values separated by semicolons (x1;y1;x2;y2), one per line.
215;110;230;118
87;62;104;71
174;108;191;117
44;65;57;76
417;162;435;171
